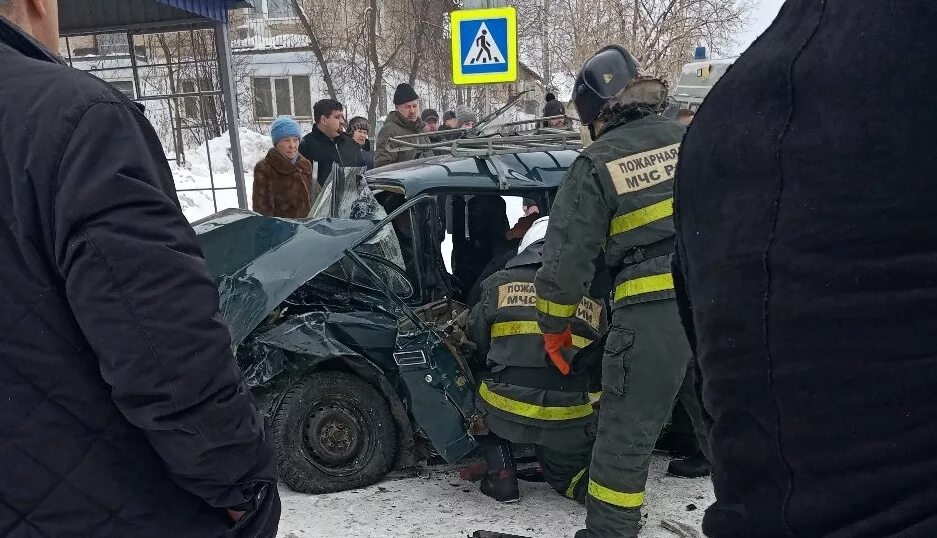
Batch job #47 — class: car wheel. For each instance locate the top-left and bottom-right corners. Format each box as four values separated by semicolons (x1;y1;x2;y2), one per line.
273;370;398;494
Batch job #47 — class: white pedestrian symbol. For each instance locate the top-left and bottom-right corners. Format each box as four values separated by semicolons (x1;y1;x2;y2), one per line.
464;22;505;66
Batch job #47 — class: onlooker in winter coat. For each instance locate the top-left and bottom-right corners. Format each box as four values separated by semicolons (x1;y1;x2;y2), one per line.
0;7;280;538
374;83;426;167
299;98;360;186
543;98;568;127
442;110;459;130
253;116;318;218
422;109;440;133
455;104;479;130
347;116;375;169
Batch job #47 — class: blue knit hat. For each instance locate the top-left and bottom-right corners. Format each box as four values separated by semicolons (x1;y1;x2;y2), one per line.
270;116;302;145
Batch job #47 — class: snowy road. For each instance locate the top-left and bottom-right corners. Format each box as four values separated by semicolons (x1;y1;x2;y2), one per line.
277;454;713;538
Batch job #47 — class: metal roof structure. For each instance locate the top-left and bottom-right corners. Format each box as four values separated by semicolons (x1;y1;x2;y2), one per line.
60;0;253;35
59;0;254;211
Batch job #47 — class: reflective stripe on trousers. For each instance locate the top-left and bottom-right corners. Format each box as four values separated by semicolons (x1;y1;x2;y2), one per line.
490;320;593;349
478;381;594;421
588;478;645;508
566;468;588;499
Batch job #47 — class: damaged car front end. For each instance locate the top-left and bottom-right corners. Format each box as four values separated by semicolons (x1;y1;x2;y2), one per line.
194;171;480;494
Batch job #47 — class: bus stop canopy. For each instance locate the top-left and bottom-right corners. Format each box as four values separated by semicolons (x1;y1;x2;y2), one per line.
60;0;253;35
58;0;254;211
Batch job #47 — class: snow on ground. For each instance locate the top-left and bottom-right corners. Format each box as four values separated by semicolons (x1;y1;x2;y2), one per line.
277;454;713;538
171;129;270;221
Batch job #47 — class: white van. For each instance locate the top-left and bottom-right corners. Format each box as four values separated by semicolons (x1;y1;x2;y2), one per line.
672;57;737;111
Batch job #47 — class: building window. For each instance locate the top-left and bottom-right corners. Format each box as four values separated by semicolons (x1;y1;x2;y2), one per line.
94;33;129;56
267;0;292;18
110;81;135;99
252;76;313;120
253;78;273;118
177;78;215;120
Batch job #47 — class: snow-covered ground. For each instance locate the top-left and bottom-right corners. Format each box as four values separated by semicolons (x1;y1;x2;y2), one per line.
171;128;270;221
276;454;713;538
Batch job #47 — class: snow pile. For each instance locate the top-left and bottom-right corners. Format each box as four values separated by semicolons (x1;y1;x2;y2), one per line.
276;454;713;538
230;34;310;51
171;129;271;221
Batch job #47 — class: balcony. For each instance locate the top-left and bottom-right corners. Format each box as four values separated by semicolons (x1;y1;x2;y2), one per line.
230;17;310;51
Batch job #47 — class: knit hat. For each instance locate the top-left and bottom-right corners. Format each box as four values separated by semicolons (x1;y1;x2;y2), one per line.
347;116;371;134
443;110;457;122
455;105;478;126
544;99;566;117
545;92;557;102
270;116;302;145
421;108;439;122
393;83;419;106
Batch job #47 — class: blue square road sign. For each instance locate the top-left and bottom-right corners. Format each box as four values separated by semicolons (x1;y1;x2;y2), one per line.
450;7;518;85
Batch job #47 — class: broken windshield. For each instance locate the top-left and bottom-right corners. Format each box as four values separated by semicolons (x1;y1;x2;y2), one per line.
309;167;410;297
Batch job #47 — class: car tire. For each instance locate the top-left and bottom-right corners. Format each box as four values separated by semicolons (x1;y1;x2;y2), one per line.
273;370;398;494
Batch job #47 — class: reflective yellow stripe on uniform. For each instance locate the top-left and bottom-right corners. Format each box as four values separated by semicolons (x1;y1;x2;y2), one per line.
566;468;587;499
608;198;674;237
588;479;645;508
535;297;579;318
479;382;594;421
490;321;593;348
613;273;675;303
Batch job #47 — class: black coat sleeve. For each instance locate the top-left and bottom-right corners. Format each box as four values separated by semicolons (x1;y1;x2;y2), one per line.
52;102;278;510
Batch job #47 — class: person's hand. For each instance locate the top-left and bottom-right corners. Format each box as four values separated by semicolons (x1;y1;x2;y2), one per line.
227;509;246;523
544;326;574;375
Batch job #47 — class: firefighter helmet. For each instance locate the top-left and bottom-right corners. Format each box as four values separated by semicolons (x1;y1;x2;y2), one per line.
573;45;641;125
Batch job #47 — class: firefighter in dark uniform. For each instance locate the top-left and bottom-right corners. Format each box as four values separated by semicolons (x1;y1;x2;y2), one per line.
533;46;707;538
469;217;606;504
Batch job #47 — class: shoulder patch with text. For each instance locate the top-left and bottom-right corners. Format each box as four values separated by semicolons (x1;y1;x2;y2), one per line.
576;297;603;331
498;282;537;308
499;282;603;330
606;143;681;195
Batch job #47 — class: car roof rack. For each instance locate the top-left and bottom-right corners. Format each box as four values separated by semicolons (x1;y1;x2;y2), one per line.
384;115;583;158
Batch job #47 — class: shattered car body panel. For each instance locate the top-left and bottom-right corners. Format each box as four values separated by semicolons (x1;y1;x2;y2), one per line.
195;170;483;466
193;210;375;348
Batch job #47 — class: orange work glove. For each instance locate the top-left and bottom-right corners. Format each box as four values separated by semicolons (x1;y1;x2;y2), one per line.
544;326;574;376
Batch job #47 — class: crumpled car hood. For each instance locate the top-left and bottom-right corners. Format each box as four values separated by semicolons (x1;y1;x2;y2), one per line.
193;209;375;347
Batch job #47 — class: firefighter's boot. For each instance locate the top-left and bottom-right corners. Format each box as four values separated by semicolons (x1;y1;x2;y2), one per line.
667;450;711;478
479;442;519;503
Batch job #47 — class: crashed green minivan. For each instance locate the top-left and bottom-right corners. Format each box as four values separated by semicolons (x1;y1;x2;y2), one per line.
194;121;581;494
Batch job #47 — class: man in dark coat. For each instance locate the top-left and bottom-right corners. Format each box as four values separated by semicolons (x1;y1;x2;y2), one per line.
374;83;426;167
0;5;279;537
674;2;937;536
298;98;360;186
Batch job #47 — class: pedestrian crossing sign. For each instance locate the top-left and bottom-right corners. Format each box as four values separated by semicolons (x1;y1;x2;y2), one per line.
450;7;518;85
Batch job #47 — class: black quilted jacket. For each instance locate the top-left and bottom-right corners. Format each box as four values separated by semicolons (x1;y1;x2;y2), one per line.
674;1;937;536
0;17;279;538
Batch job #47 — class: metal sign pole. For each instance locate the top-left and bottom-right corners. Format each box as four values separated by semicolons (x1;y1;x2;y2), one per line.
215;21;249;210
